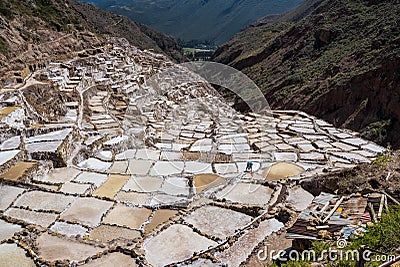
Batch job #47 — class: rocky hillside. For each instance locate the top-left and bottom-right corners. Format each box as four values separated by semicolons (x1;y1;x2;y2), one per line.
0;0;183;87
71;1;184;62
213;0;400;148
81;0;304;46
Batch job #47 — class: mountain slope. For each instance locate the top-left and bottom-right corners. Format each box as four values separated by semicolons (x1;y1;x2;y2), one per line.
214;0;400;148
70;1;184;61
81;0;304;46
0;0;183;86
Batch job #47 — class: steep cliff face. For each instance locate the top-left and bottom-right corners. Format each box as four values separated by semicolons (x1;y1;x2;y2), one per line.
0;0;184;86
214;0;400;147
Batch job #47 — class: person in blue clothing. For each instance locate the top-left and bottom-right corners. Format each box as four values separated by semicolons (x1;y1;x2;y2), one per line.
245;161;253;172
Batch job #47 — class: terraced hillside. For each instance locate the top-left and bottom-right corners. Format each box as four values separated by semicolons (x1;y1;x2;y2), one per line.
0;0;184;88
0;37;387;266
214;0;400;148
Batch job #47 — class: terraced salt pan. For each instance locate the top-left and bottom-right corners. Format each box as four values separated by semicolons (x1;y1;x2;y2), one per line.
0;43;389;265
74;172;108;187
25;141;62;153
89;224;141;243
219;144;251;154
25;128;72;143
0;161;38;181
150;161;185;176
50;221;89;237
216;219;284;267
264;162;305;181
148;194;187;207
144;224;217;266
4;208;57;227
184;206;252;239
109;161;129;173
184;161;213;174
115;191;148;205
36;233;104;262
160;177;189;196
286;185;315;211
342;137;368;147
274;152;298;162
216;183;273;206
60;182;91;194
330;151;370;163
362;143;385;153
78;158;112;172
128;159;153;175
96;150;113;161
136;149;160;160
214;163;237;175
299;152;325;161
13;191;75;212
0;184;24;210
0;136;20;150
93;174;130;199
332;141;358;151
144;209;179;235
0;106;20;120
0;150;20;166
82;252;138;267
102;204;152;229
160;151;183;161
0;243;35;267
60;197;113;227
103;135;128;146
123;176;163;192
115;149;136;160
0;219;22;241
190;139;213;152
36;167;81;184
193;174;226;194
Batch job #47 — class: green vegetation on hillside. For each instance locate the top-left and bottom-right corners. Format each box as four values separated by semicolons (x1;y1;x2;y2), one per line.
353;207;400;254
0;1;13;19
0;0;184;63
0;36;7;55
81;0;304;46
0;0;81;31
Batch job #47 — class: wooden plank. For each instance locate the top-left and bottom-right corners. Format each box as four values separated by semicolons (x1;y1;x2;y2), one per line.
383;191;400;205
368;202;377;223
322;196;344;224
378;194;385;218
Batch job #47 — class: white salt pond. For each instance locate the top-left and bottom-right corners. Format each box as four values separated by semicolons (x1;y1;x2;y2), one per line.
0;243;35;267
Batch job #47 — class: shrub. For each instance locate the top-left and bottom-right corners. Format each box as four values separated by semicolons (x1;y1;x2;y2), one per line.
353;206;400;253
0;36;8;55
